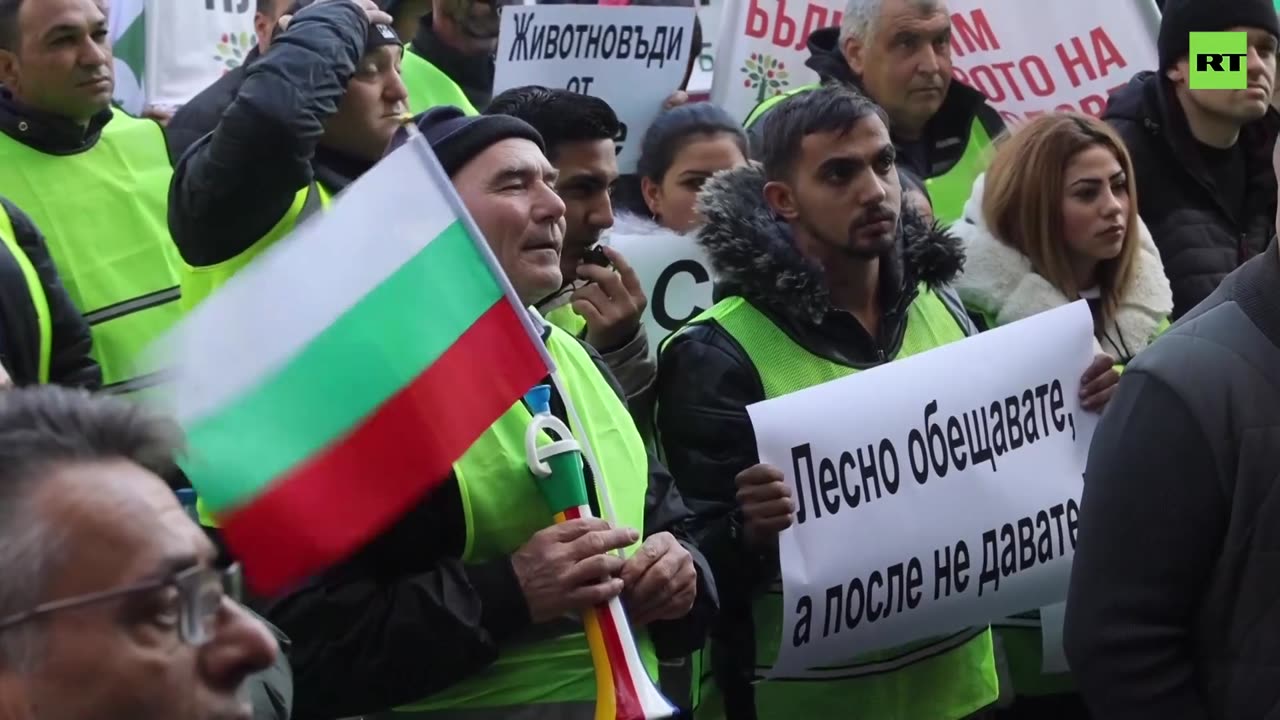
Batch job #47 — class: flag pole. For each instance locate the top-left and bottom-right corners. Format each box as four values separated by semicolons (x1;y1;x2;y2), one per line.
398;117;625;541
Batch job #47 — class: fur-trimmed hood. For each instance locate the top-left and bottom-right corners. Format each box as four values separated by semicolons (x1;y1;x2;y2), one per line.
950;173;1173;359
695;162;965;325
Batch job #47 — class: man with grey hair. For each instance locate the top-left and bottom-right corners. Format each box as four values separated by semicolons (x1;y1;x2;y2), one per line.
0;385;284;719
743;0;1004;225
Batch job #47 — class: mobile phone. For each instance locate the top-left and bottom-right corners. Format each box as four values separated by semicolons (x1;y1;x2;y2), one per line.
581;245;611;269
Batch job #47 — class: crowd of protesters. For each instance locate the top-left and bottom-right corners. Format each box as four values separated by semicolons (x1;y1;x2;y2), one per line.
0;0;1277;718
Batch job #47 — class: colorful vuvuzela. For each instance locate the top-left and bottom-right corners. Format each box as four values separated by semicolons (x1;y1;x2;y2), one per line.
523;384;677;720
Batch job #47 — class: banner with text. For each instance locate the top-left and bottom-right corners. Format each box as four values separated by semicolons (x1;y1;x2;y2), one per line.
710;0;1159;124
494;4;696;173
145;0;257;110
747;301;1099;675
608;231;715;360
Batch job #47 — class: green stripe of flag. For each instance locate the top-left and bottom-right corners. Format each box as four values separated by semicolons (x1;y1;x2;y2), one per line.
185;222;502;511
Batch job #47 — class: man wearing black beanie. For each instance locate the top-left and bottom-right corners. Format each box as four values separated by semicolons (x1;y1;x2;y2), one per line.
262;104;718;718
1102;0;1280;320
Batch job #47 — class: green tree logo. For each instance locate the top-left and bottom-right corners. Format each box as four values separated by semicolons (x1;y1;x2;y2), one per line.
213;31;255;74
742;53;789;104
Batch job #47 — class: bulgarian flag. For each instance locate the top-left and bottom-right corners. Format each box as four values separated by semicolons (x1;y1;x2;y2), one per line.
152;135;553;594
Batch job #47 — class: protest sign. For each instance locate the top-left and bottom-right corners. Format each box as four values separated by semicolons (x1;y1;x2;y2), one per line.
109;0;147;114
493;4;696;173
144;0;257;111
946;0;1160;124
709;0;1159;124
687;0;725;99
608;231;715;359
747;301;1098;675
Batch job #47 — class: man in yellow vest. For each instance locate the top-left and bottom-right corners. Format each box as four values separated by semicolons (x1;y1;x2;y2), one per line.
168;0;412;311
0;0;182;394
488;86;654;411
656;83;999;720
261;106;717;719
743;0;1005;225
0;196;99;388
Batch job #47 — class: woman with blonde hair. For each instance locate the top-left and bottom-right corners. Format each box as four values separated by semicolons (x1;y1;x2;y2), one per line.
950;112;1173;718
953;112;1172;365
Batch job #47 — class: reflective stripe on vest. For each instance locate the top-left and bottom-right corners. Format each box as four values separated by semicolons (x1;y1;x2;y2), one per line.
193;180;332;529
403;48;479;115
0;205;50;383
180;181;333;313
0;111;182;392
666;289;1000;719
394;323;658;716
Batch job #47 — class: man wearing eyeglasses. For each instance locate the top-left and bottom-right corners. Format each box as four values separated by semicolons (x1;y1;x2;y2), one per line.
0;385;279;720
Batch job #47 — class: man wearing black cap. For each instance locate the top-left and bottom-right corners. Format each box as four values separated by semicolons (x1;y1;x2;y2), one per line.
263;106;716;719
1103;0;1280;319
167;0;410;311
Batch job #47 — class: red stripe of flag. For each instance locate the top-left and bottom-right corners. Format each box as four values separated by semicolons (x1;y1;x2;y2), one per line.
562;505;646;720
222;300;548;595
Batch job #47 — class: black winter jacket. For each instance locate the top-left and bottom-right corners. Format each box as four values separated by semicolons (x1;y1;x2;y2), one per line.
654;163;970;718
265;322;718;719
747;27;1006;186
0;197;100;389
168;1;377;269
164;46;261;164
1103;71;1279;319
1066;244;1280;720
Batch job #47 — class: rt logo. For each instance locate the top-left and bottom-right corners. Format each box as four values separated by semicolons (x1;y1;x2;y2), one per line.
1189;31;1247;90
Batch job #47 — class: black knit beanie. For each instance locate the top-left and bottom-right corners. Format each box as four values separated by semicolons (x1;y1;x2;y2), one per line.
1158;0;1280;70
284;0;403;51
408;106;547;177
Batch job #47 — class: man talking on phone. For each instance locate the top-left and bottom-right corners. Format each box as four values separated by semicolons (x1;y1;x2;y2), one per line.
487;87;654;415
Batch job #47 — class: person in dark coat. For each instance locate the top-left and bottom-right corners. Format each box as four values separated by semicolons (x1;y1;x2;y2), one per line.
0;197;99;390
1064;140;1280;720
164;0;292;163
168;0;409;310
1102;0;1280;320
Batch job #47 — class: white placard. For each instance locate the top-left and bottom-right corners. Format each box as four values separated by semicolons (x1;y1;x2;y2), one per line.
686;0;725;98
710;0;1159;125
494;4;696;173
145;0;257;110
608;231;714;360
747;301;1099;675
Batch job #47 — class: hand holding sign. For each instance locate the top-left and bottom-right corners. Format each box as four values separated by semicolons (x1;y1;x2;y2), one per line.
1078;353;1119;412
736;463;794;549
573;246;648;351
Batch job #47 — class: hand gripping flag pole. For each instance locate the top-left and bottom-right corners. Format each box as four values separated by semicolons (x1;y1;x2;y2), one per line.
524;384;677;720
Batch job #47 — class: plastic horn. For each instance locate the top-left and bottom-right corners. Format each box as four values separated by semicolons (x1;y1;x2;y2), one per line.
523;384;677;720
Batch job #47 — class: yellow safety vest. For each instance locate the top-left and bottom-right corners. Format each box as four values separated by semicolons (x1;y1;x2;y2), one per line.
402;48;478;115
181;181;333;312
394;323;658;718
661;287;1000;720
0;204;50;383
0;110;182;393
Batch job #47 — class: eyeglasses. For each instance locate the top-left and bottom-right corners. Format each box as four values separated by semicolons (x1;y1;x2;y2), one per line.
0;563;242;647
